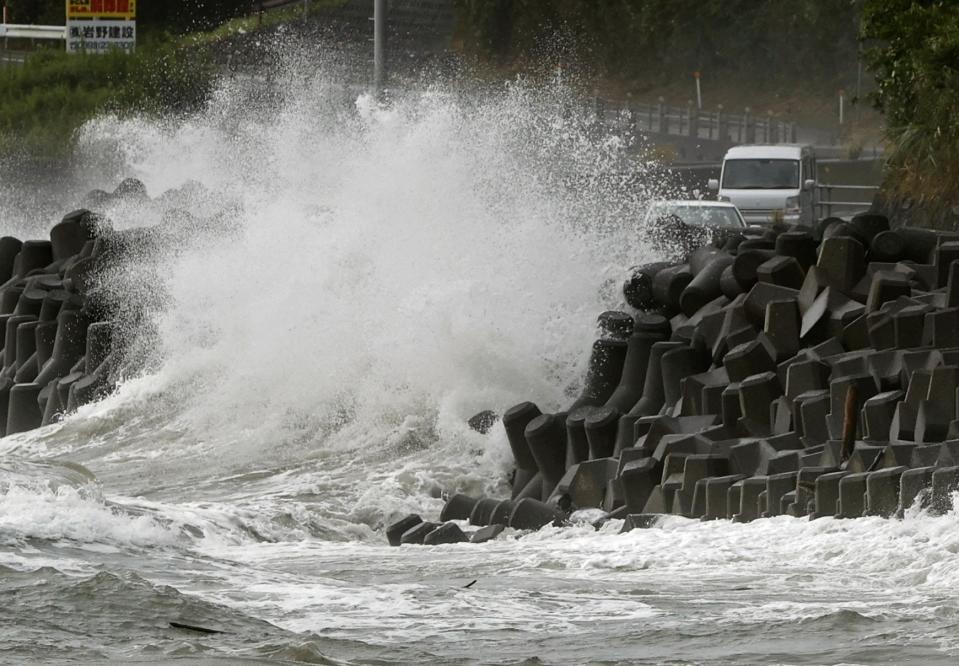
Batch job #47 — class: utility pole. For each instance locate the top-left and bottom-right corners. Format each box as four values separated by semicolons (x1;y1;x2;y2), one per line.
373;0;386;95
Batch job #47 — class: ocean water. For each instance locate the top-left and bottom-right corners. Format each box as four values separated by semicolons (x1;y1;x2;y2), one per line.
1;55;959;666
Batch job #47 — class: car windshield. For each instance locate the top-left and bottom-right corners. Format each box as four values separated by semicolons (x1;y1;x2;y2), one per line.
722;158;800;189
651;204;744;229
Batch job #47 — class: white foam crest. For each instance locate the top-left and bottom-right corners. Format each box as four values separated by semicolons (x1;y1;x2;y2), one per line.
62;62;665;500
0;481;177;550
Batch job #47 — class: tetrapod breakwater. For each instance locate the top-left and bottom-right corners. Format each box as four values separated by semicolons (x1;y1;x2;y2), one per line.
389;213;959;546
0;179;167;436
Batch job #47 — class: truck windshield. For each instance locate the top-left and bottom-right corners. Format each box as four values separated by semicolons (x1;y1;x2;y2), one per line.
722;159;800;189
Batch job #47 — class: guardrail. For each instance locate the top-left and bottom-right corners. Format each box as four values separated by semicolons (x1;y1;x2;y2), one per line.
815;183;880;219
594;97;801;145
0;24;67;40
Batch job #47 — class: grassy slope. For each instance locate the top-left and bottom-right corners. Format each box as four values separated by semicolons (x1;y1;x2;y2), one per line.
0;0;345;158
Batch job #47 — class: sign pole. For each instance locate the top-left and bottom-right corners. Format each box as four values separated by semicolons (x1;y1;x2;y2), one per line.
694;71;702;110
373;0;386;95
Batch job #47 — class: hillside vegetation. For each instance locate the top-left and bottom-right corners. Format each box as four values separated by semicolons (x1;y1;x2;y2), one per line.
861;0;959;225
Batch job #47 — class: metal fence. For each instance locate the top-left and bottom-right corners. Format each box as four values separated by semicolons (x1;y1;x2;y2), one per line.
595;96;800;145
815;183;880;219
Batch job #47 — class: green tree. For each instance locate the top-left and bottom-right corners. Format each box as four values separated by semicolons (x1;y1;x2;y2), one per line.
861;0;959;210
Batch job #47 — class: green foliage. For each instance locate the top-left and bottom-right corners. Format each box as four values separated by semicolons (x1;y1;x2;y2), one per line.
455;0;862;87
861;0;959;207
4;0;252;32
0;40;216;156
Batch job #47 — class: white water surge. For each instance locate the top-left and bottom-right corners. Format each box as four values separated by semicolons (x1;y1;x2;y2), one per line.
0;53;958;665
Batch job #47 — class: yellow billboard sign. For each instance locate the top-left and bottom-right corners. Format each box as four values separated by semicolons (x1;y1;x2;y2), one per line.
67;0;136;21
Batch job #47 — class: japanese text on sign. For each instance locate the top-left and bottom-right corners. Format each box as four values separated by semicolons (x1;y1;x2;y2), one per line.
67;20;136;53
68;0;136;20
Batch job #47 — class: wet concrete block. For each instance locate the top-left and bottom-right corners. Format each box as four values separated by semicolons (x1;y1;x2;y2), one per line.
386;514;422;547
744;283;800;329
899;467;935;514
652;264;693;314
866;271;912;313
870;230;906;262
931;466;959;514
732;476;767;522
605;316;671;413
680;454;729;494
727;483;743;520
641;485;669;513
873;442;916;469
569;339;629;410
891;401;919;443
703;474;746;520
660;345;710;410
916;400;951;443
564;407;593;468
925;308;959;347
739;371;783;436
525;413;569;498
827;374;879;439
643;415;722;458
585;407;621;459
508;498;567;530
721;383;743;431
487;500;513;526
841;314;871;351
845;443;885;474
763;299;801;361
441;494;480;522
629;341;685;417
935;440;959;467
867;311;896;350
796;390;830;444
568;457;619;509
424;522;468;545
799;285;831;341
935;241;959;289
904;373;933;410
732;249;777;291
811;471;847;519
681;253;735;317
893;305;929;349
776;230;818;270
470;524;506;544
15;240;53;278
863;391;904;442
468;498;502;527
724;339;776;383
785;359;830;401
818;236;866;293
836;472;869;518
764;472;798;518
757;255;805;290
624;262;671;310
401;521;440;545
619;457;660;514
790;466;839;517
5;382;42;435
669;488;694;517
911;444;941;468
597;311;635;341
502;401;542;474
865;466;908;517
620;513;663;531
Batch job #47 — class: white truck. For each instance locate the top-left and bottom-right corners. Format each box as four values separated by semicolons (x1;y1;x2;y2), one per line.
708;144;817;226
